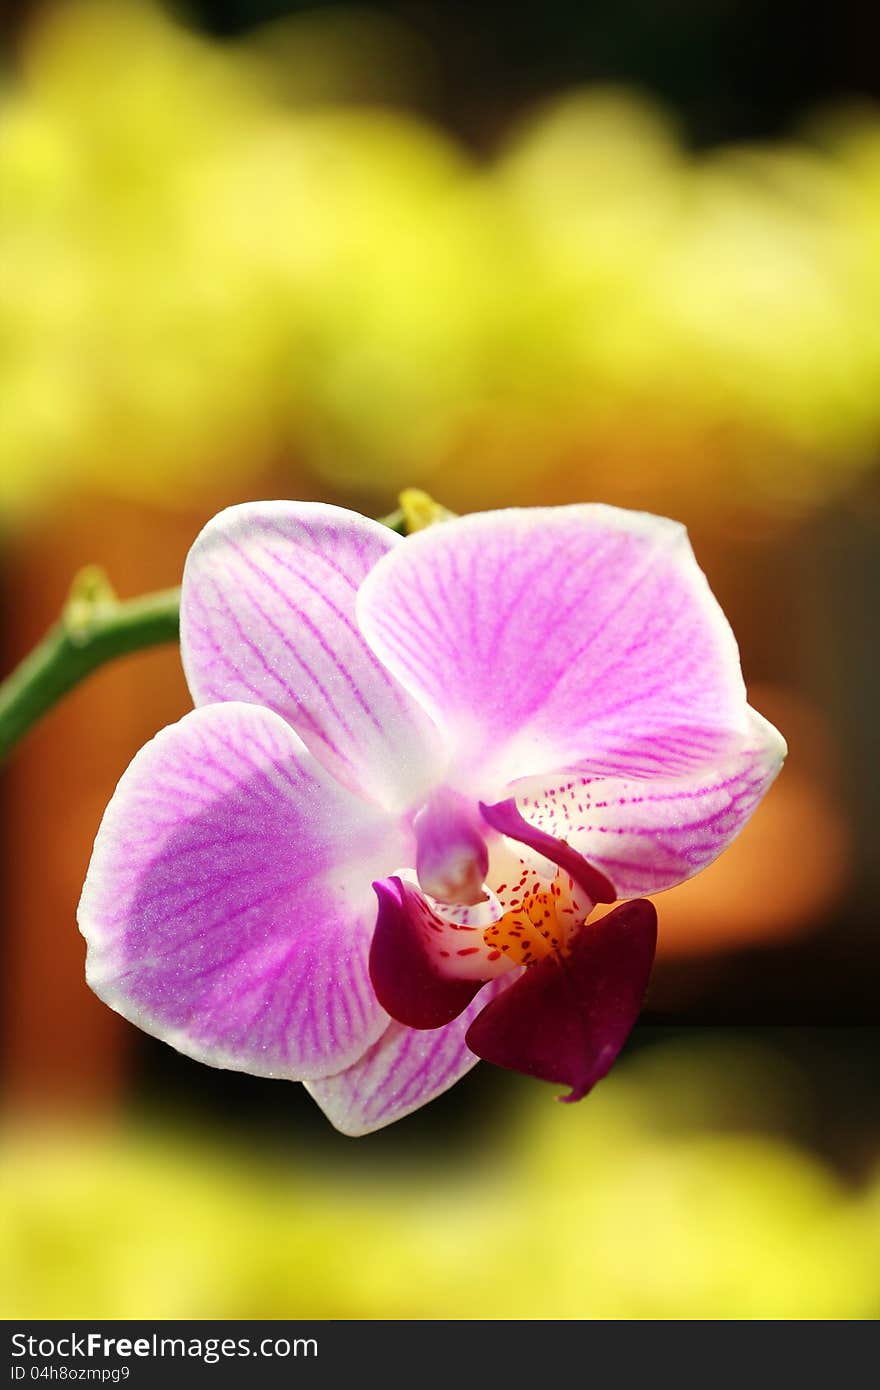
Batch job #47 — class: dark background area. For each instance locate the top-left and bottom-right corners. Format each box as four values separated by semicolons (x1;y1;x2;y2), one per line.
183;0;880;148
5;0;880;147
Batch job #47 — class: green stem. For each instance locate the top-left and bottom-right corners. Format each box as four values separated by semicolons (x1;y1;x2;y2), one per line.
0;500;424;765
0;579;181;764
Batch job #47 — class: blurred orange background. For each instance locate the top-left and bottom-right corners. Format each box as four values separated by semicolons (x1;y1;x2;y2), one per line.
1;0;879;1319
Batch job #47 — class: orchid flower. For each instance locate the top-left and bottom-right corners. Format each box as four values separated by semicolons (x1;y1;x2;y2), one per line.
78;503;786;1135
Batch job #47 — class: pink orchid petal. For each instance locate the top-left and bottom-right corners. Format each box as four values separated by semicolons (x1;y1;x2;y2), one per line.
78;702;409;1081
306;980;511;1136
369;877;496;1029
181;502;444;810
512;707;786;897
479;797;616;904
465;899;657;1101
357;505;753;790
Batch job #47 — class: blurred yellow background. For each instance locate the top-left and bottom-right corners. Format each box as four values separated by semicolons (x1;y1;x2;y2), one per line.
1;0;878;1319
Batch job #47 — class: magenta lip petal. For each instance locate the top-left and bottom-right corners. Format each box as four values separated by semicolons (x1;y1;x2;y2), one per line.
479;796;616;904
369;877;486;1030
464;897;657;1101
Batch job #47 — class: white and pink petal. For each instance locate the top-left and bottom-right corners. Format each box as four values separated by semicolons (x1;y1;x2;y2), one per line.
357;504;753;791
78;702;410;1081
509;708;786;898
305;981;509;1137
181;502;444;811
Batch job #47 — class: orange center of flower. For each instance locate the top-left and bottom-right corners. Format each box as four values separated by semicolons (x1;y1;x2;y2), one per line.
482;872;592;967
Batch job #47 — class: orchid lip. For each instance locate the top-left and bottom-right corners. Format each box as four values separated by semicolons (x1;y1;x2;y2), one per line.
478;797;617;905
465;897;658;1102
369;876;486;1030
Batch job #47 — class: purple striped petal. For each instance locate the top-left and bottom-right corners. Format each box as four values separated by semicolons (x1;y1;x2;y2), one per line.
306;980;510;1136
78;702;409;1080
511;708;786;897
357;505;753;790
181;502;444;810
